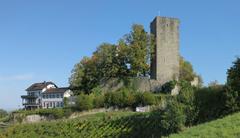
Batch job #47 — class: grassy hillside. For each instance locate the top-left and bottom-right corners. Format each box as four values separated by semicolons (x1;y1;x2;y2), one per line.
169;112;240;138
1;111;167;138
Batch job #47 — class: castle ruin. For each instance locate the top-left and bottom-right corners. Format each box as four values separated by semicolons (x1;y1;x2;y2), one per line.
101;16;180;94
150;16;180;84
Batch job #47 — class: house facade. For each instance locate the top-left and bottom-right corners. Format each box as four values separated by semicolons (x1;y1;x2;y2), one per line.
21;81;73;110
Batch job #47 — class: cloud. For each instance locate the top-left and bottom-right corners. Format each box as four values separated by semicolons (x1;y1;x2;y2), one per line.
0;73;34;81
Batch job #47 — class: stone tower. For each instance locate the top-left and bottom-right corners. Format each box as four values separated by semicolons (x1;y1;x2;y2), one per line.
150;16;180;84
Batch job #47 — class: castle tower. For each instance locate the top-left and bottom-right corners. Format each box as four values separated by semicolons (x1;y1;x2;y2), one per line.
150;16;180;84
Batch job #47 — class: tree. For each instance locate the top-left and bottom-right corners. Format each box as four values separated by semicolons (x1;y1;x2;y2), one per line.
224;57;240;113
125;24;150;77
0;109;8;118
69;24;152;94
179;57;195;82
227;57;240;92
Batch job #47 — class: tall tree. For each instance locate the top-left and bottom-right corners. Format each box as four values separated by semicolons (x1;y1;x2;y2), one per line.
125;24;149;77
227;57;240;91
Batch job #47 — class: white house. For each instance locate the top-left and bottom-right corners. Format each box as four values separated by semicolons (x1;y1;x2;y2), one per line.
21;81;73;110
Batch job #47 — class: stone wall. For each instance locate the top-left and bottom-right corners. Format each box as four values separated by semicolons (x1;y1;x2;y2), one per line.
100;77;178;94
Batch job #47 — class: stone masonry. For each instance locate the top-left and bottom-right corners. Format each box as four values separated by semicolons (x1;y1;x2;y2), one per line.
150;16;180;84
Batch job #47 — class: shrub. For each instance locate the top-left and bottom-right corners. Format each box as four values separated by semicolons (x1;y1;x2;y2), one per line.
177;81;198;126
93;94;105;108
151;98;186;135
160;99;186;134
134;92;155;107
104;88;136;108
75;94;93;111
161;81;177;94
194;85;226;123
104;92;113;108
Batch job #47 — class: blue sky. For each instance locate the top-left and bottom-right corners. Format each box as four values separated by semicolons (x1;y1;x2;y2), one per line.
0;0;240;110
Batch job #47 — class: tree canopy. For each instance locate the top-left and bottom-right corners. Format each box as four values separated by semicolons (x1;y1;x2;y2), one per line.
69;24;151;94
69;24;200;94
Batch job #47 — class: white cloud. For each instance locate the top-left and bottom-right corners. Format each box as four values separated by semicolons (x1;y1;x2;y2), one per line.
0;73;34;81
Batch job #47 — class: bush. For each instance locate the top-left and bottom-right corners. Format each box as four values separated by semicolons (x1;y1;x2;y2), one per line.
93;94;105;108
75;94;93;111
161;81;177;94
104;88;136;108
151;98;186;135
161;99;186;134
194;85;226;123
177;81;198;126
135;92;155;106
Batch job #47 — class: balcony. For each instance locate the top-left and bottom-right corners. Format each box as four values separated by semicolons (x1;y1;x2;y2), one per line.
21;95;38;99
22;102;40;106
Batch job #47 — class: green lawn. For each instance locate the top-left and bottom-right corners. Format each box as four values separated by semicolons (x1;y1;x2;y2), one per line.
169;112;240;138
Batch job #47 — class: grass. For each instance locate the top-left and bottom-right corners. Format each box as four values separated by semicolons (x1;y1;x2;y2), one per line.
169;112;240;138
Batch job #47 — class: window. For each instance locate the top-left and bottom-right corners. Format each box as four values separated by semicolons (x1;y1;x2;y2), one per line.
60;94;63;98
60;102;64;107
57;94;60;98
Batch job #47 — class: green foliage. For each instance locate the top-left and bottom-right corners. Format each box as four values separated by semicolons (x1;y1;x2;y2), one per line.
194;85;226;123
227;57;240;92
104;88;156;109
69;24;152;94
225;57;240;113
222;86;239;114
161;99;186;135
14;108;72;121
75;94;94;111
161;80;177;94
179;57;195;82
104;88;136;108
169;112;240;138
177;81;198;126
125;24;150;77
135;92;155;106
179;57;202;87
0;109;8;119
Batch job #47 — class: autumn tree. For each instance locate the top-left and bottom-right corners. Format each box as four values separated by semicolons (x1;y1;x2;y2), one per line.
125;24;150;77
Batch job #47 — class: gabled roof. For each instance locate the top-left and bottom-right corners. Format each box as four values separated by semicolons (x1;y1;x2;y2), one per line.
43;87;70;94
26;81;57;91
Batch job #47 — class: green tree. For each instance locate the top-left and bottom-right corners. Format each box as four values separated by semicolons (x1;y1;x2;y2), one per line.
125;24;150;77
227;57;240;91
0;109;7;119
179;57;195;82
69;56;99;94
224;57;240;113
